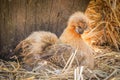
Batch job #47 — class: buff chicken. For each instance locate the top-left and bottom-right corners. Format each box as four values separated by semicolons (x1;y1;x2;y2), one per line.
14;12;94;70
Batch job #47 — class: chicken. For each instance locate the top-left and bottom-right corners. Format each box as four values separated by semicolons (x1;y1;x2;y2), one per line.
14;31;58;69
14;12;94;70
60;12;94;69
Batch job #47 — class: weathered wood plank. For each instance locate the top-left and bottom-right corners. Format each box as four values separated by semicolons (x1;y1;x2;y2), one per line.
0;0;2;51
0;0;9;55
14;0;26;44
24;0;37;36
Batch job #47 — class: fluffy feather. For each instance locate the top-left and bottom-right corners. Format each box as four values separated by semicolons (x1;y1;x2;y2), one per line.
60;12;94;69
14;31;58;68
14;12;94;70
15;31;58;55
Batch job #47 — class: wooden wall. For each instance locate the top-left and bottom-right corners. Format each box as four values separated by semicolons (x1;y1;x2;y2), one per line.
0;0;90;59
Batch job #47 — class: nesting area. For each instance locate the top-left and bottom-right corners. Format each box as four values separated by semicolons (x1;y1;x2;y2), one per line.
0;0;120;80
0;48;120;80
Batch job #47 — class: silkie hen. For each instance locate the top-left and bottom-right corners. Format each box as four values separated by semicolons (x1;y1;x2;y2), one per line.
14;12;94;70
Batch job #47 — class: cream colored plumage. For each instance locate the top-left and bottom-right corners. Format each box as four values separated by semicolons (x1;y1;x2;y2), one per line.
60;12;94;69
15;12;94;70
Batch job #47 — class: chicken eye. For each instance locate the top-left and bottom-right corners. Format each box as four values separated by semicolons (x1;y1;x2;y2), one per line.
76;26;84;34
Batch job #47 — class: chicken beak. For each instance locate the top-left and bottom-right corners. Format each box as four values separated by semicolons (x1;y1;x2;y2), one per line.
75;27;84;34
